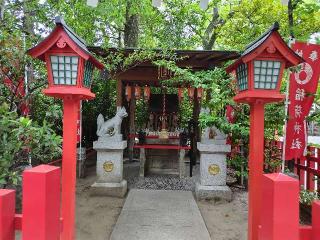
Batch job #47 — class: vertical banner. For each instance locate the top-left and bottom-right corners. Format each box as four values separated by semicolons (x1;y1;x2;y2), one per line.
285;42;320;160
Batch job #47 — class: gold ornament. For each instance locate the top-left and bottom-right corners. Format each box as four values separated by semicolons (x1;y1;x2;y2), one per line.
103;161;114;172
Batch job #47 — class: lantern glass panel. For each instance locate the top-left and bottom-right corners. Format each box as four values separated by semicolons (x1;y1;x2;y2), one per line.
50;55;79;85
236;63;248;91
83;61;94;88
254;60;281;90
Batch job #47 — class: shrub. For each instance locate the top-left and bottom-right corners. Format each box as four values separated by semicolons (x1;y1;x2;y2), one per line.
0;102;62;188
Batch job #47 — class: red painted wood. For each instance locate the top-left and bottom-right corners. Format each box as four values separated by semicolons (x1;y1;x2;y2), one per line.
133;144;191;150
312;201;320;240
259;173;299;240
60;98;80;240
0;189;15;240
128;134;180;139
300;226;312;240
22;165;61;240
248;101;265;240
14;214;22;230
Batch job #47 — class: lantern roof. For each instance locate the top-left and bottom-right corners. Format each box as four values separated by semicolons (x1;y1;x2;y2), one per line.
27;16;104;70
226;22;304;73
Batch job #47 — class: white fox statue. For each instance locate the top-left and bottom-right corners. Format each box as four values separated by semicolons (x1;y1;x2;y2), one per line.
96;107;128;137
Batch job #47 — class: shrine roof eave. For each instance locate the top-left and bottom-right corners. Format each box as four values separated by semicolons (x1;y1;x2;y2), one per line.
88;46;240;71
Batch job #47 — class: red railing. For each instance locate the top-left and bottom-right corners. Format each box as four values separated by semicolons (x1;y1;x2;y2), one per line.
295;146;320;192
0;165;62;240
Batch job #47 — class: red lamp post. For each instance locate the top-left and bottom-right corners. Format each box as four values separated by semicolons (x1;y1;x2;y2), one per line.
226;22;303;240
27;17;104;240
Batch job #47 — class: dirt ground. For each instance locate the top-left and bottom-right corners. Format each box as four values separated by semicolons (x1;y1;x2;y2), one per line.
76;167;124;240
75;166;248;240
197;189;248;240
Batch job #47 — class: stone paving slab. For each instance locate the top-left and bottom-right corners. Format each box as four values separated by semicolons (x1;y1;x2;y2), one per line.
110;189;211;240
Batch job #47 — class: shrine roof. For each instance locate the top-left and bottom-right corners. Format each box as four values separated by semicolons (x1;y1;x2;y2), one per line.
88;47;240;71
54;16;90;56
241;22;280;57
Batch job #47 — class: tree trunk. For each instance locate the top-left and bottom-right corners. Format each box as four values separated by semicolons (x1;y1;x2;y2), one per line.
288;0;295;38
124;1;139;47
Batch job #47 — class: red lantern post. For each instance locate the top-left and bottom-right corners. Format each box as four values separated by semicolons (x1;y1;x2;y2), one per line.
27;17;104;240
226;22;303;240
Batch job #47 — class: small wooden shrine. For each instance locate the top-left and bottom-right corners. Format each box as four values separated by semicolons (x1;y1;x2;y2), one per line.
90;47;239;177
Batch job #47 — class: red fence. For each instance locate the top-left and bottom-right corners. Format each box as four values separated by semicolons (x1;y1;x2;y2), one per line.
295;146;320;192
0;165;61;240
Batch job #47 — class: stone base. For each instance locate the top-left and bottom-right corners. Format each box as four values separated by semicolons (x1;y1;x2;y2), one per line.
195;182;232;201
91;180;127;198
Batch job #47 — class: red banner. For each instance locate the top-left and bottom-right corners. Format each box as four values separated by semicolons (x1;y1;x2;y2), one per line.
285;42;320;160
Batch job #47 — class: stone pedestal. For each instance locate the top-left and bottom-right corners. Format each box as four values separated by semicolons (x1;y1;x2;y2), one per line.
195;140;232;201
91;135;127;197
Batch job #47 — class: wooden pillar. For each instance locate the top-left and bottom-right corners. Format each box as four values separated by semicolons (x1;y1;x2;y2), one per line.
116;79;123;107
129;86;136;162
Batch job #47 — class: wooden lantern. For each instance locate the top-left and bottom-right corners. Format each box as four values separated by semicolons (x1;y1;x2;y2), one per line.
226;22;303;104
188;87;195;100
197;87;204;100
144;86;151;101
135;85;141;100
27;16;104;100
125;85;131;102
178;88;184;102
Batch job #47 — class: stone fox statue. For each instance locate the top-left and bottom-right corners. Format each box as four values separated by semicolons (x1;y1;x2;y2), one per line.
96;107;128;137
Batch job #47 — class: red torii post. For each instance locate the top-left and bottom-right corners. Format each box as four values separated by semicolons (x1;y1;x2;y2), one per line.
27;17;104;240
226;22;303;240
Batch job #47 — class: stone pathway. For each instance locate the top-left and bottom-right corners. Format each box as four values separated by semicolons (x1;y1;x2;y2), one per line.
110;189;211;240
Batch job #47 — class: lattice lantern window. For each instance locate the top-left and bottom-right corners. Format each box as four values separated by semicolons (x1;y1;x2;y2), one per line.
50;56;79;85
253;60;281;90
236;63;248;91
83;61;94;88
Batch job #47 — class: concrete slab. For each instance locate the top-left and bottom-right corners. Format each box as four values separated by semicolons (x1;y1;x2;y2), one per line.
110;189;211;240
